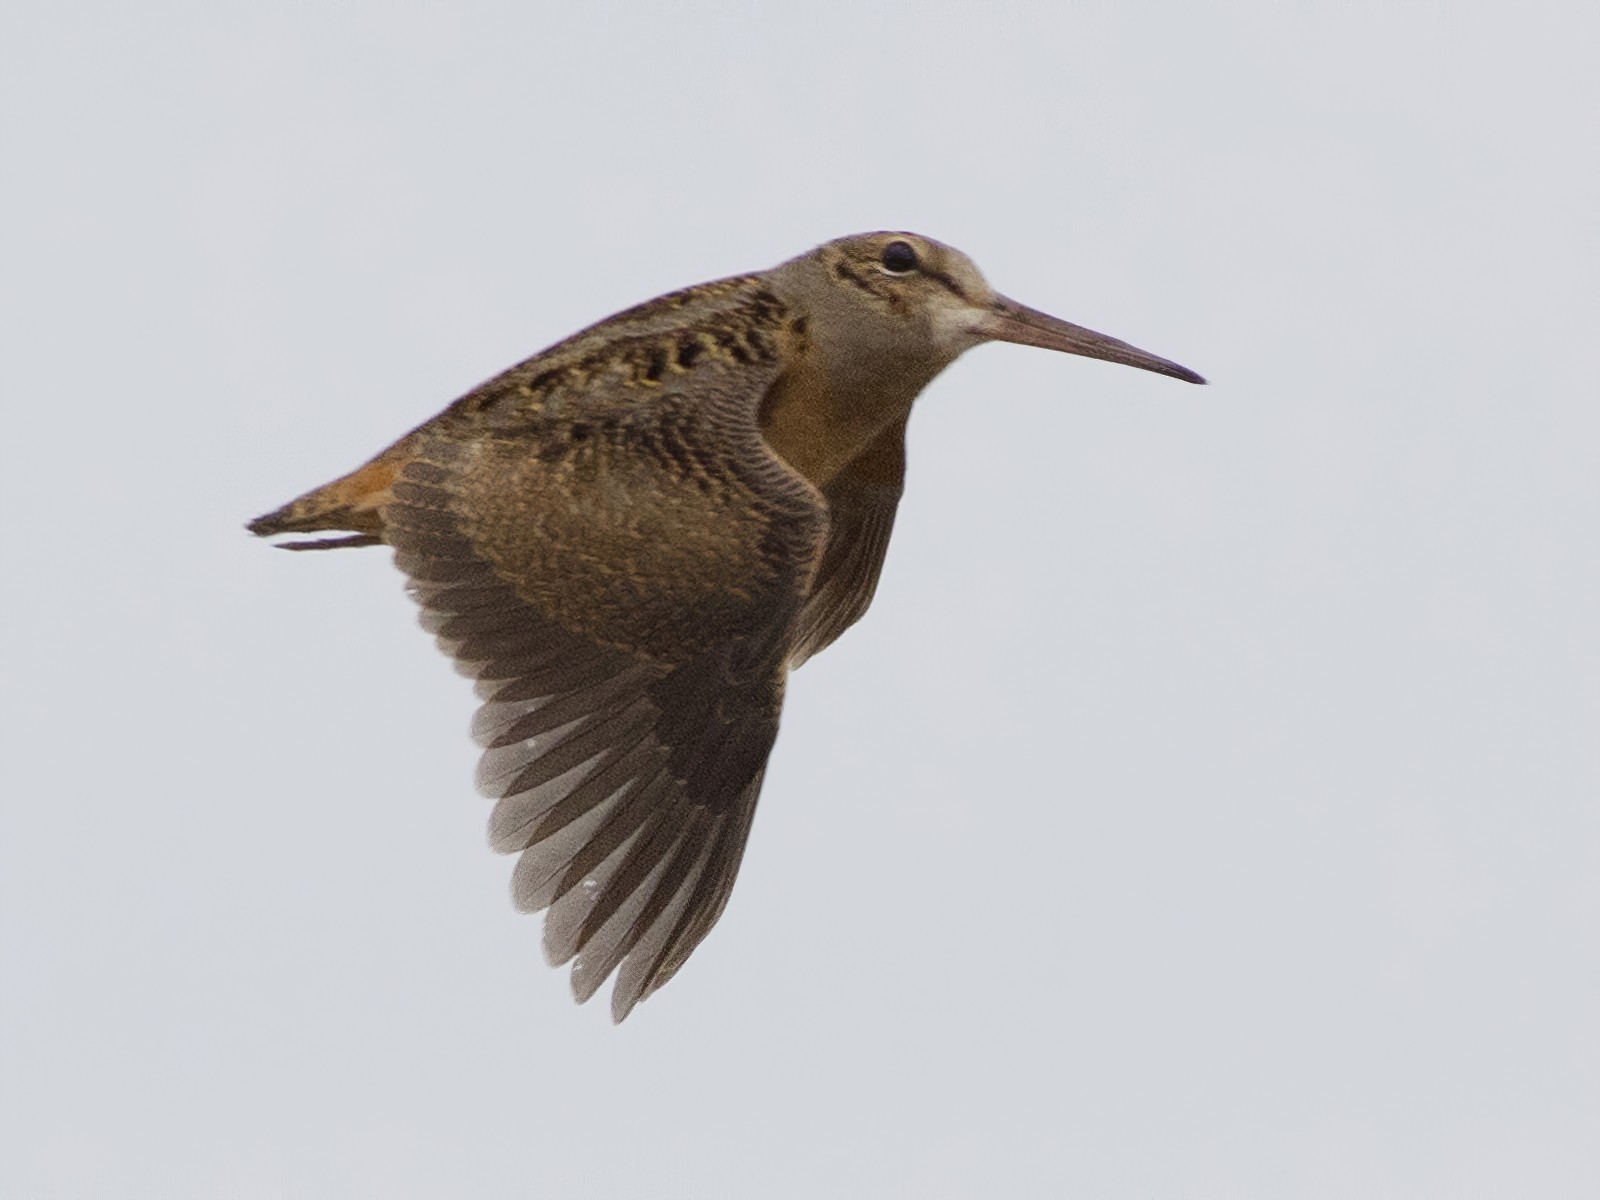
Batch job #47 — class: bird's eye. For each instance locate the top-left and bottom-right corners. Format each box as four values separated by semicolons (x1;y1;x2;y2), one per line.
879;241;919;275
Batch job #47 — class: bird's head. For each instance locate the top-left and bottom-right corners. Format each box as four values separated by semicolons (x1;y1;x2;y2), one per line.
780;231;1205;385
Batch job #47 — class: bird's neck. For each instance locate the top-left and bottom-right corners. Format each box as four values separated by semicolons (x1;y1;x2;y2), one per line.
759;280;952;489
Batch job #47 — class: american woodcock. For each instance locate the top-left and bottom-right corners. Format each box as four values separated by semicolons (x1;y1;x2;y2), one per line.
250;231;1205;1021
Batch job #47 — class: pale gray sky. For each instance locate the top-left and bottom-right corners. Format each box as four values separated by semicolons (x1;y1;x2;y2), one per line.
2;4;1596;1197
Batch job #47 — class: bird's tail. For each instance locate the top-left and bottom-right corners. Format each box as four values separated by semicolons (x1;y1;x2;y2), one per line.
248;448;413;551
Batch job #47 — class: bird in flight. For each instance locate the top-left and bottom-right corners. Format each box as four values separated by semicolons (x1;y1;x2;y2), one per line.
250;231;1204;1021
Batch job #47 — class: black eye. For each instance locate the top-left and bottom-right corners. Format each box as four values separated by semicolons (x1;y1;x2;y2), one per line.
880;240;918;275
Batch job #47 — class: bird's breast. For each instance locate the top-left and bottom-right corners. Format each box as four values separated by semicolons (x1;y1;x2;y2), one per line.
758;349;936;491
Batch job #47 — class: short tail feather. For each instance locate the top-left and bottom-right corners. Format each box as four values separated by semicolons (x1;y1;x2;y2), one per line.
258;530;384;552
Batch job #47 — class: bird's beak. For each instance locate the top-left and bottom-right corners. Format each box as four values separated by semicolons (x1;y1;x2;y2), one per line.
974;295;1206;384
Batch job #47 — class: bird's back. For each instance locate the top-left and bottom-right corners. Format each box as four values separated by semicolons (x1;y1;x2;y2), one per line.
249;272;812;547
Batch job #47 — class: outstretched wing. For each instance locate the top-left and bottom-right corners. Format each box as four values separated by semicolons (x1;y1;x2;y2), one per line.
789;416;908;667
384;325;825;1021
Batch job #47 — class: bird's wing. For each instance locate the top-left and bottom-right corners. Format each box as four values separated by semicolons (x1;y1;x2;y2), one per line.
788;416;908;667
384;335;826;1021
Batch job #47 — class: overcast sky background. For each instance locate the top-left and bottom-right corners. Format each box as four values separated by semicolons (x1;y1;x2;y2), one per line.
2;4;1596;1197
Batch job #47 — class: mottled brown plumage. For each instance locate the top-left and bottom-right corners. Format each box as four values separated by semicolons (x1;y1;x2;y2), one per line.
250;231;1204;1020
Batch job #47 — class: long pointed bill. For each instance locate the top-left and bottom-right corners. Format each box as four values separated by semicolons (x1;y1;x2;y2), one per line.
975;295;1206;384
